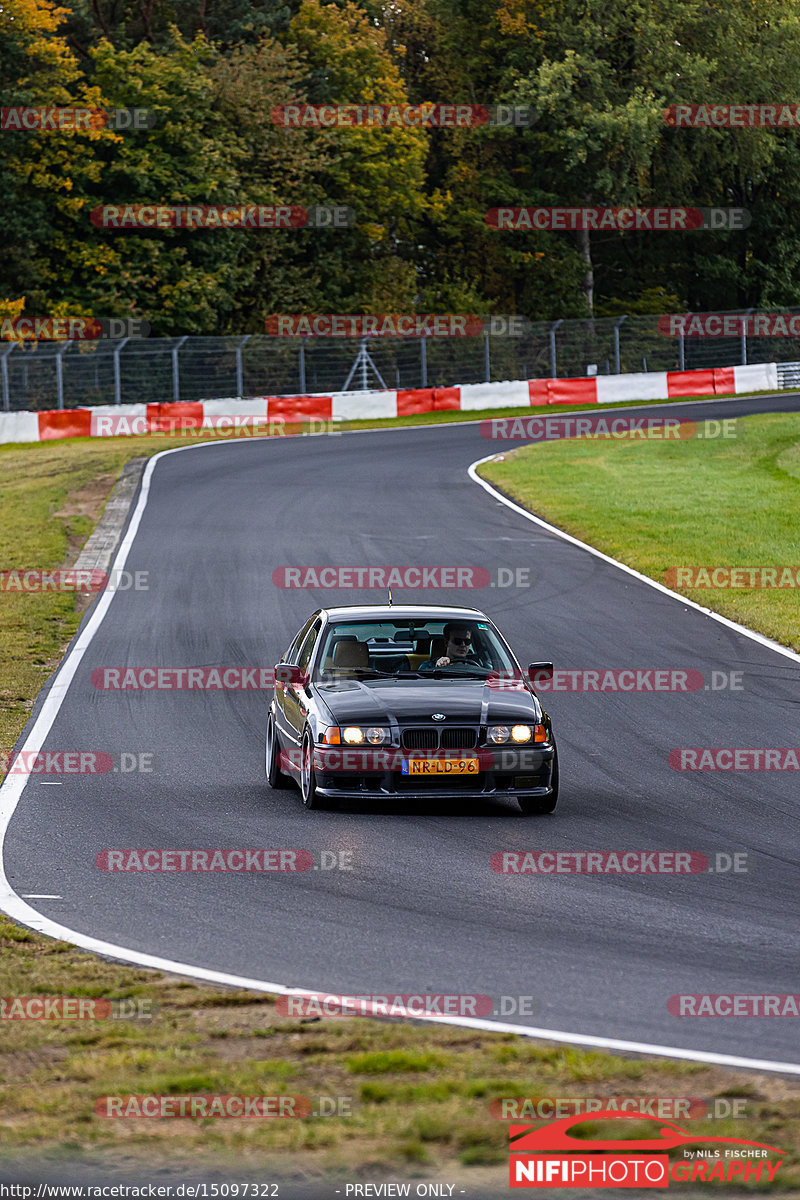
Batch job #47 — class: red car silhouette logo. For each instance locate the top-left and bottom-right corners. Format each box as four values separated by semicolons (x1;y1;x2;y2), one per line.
510;1110;784;1154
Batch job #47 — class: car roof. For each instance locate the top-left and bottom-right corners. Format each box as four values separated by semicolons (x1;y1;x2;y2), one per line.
319;604;489;620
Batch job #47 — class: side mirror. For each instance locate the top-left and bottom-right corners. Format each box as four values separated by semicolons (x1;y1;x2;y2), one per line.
274;663;308;687
528;661;553;686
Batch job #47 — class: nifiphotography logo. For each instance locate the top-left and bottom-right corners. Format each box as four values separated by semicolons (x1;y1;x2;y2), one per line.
508;1111;784;1188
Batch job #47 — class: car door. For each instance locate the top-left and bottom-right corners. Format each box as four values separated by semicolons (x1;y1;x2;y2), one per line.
282;618;322;748
274;614;316;727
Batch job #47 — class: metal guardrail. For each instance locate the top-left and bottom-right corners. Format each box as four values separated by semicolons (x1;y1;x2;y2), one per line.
2;312;797;412
776;361;800;389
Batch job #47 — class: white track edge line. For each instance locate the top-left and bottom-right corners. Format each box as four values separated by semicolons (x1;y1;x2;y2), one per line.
1;436;798;1078
467;456;800;665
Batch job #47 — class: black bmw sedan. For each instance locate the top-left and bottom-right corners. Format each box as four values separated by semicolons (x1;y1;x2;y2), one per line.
265;604;558;814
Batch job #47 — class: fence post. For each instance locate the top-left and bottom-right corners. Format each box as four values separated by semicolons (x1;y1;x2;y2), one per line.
172;335;188;404
483;332;490;382
113;337;129;405
236;334;251;398
55;340;72;409
0;342;15;411
614;314;627;374
550;319;563;378
741;308;754;365
420;337;427;389
299;337;307;393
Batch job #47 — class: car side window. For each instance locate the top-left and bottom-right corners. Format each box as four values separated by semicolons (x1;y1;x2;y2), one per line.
285;616;317;664
297;620;322;672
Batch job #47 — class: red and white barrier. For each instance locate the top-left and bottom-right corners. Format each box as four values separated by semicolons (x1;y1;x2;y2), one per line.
459;381;532;410
0;412;40;443
0;363;779;444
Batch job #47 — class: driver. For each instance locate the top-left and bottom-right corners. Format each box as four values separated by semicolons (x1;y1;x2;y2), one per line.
420;623;484;669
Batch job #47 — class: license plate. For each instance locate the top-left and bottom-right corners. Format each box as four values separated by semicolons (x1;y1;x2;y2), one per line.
402;757;479;776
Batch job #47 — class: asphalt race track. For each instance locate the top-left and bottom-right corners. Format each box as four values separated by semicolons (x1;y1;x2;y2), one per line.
2;393;799;1072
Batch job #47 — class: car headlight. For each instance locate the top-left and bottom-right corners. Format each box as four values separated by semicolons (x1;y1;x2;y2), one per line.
341;726;390;745
487;725;510;744
488;724;538;744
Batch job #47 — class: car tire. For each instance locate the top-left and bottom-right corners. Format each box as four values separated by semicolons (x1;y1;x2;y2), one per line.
518;747;559;815
266;712;291;789
300;728;327;810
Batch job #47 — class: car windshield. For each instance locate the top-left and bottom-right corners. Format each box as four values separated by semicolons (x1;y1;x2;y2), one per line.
313;618;517;680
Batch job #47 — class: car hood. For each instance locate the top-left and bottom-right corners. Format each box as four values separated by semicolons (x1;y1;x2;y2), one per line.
313;676;540;726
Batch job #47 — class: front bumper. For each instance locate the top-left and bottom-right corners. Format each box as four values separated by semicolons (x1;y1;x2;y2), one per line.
311;744;556;800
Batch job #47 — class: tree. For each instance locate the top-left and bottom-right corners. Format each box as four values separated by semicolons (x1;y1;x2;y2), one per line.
507;0;800;313
0;0;118;314
281;0;432;311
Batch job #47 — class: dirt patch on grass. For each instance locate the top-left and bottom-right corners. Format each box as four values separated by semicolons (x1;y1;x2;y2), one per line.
53;472;118;552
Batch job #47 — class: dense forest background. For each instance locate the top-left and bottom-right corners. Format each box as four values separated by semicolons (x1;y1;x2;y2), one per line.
4;0;800;335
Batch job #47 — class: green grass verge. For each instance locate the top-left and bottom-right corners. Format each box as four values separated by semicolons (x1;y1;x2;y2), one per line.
0;440;150;756
479;412;800;652
1;916;799;1181
0;411;798;1183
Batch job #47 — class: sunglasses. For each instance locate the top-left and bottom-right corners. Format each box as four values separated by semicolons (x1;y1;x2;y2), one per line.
450;635;472;646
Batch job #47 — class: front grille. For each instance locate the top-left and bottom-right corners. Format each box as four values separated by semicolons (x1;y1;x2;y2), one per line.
401;726;477;750
440;727;476;749
401;728;439;750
